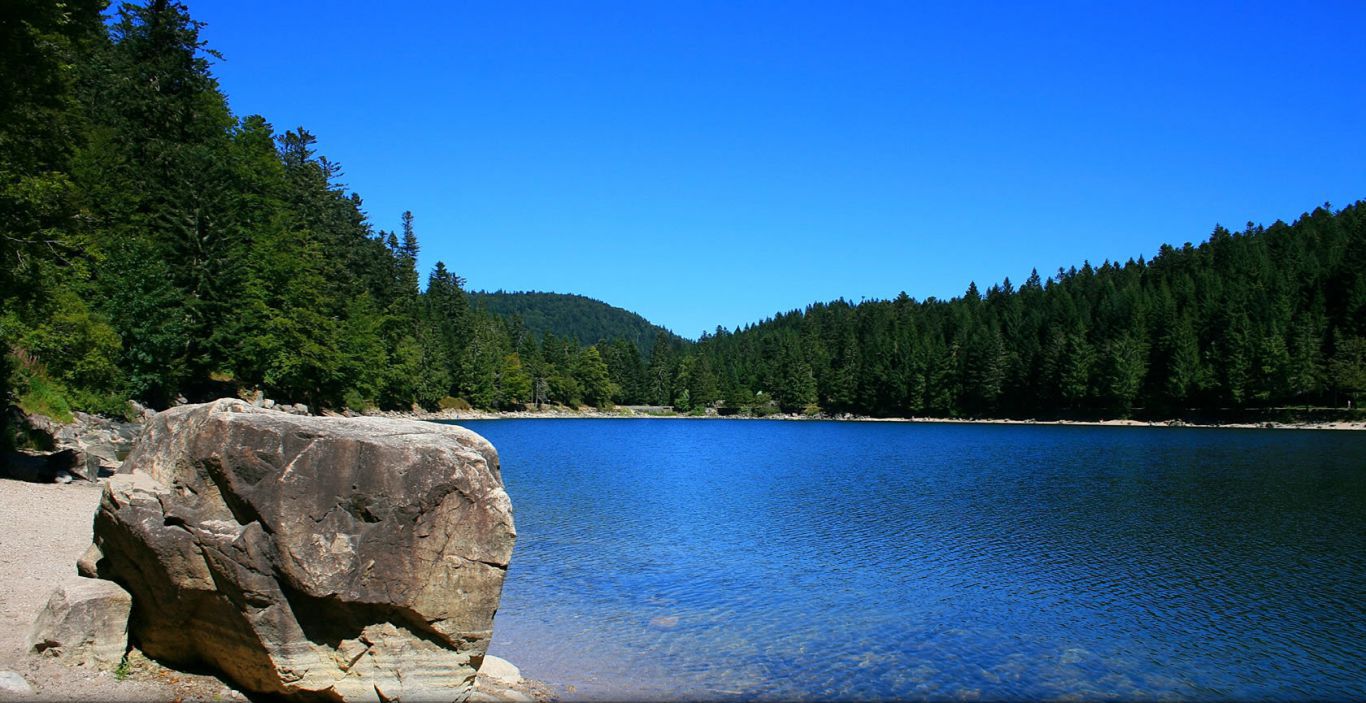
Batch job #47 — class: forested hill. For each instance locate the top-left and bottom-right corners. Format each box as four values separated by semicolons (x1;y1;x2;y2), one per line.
683;203;1366;418
469;292;684;355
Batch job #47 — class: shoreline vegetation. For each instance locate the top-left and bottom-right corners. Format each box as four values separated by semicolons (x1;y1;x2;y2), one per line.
367;404;1366;432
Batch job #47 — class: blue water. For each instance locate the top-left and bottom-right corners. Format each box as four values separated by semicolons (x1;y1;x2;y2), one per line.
444;419;1366;701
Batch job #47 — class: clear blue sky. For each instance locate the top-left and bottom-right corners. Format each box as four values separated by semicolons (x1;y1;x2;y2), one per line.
185;0;1365;339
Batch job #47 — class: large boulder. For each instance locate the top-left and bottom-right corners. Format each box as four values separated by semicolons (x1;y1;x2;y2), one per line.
85;399;516;702
28;577;132;669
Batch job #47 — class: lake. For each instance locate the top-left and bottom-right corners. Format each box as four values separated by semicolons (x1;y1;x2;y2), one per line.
442;419;1366;701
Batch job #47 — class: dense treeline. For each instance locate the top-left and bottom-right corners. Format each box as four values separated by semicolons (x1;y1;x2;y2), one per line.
3;1;1363;429
469;291;683;357
663;205;1365;418
0;0;652;425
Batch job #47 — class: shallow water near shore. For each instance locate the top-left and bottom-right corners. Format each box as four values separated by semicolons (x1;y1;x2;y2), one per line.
444;419;1366;701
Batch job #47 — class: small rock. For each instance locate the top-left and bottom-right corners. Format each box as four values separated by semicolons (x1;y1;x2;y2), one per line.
471;689;534;703
29;577;132;669
76;544;103;578
478;655;521;685
0;670;34;695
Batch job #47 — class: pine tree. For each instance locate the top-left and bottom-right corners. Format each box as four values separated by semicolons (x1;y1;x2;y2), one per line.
646;332;676;406
686;353;720;409
1099;333;1147;417
1329;332;1366;408
574;346;616;409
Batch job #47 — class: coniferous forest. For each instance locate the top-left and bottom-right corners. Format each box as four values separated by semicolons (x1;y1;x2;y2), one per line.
469;291;684;357
2;1;1364;431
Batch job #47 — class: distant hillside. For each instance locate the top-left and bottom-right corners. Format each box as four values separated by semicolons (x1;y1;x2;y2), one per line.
469;291;687;354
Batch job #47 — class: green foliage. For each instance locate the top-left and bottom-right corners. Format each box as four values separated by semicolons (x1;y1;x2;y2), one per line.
19;289;123;401
499;354;533;409
343;389;370;414
16;376;74;425
772;341;818;413
1099;334;1147;417
11;352;74;424
672;388;692;412
1330;333;1366;406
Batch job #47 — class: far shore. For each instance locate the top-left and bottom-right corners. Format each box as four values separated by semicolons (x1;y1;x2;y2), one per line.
356;406;1366;432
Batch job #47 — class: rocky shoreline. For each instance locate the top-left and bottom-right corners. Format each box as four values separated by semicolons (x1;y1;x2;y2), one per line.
0;402;555;703
366;405;1366;431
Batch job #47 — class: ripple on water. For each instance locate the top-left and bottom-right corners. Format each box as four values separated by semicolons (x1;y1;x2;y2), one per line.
451;419;1366;701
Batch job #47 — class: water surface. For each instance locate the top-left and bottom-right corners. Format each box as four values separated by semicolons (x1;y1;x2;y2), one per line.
445;419;1366;701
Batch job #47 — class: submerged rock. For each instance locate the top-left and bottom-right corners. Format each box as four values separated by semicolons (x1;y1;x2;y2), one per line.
1059;646;1090;665
86;399;516;702
648;615;680;630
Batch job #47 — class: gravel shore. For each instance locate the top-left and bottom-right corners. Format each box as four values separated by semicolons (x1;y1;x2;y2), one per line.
369;405;1366;431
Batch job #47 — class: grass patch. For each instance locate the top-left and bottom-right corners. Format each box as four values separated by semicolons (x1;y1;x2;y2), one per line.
438;396;472;411
15;367;74;424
